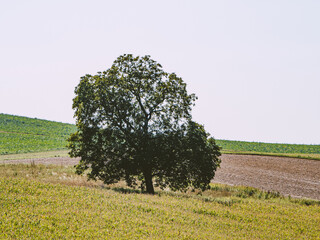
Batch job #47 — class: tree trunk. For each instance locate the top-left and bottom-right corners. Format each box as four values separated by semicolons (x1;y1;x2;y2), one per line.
144;170;154;194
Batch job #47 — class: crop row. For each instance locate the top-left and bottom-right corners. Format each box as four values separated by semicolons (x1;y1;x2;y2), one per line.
0;132;67;155
216;140;320;154
0;114;76;155
0;113;76;137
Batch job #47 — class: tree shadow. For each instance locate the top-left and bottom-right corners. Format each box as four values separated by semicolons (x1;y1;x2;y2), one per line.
107;186;142;194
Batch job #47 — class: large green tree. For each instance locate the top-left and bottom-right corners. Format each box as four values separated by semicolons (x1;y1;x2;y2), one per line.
68;54;221;194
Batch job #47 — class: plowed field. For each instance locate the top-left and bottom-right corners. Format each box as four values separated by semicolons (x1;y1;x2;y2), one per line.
213;154;320;200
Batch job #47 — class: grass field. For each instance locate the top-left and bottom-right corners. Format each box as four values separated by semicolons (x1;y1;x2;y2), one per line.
0;114;76;155
0;163;319;239
216;139;320;160
1;113;320;160
1;114;320;238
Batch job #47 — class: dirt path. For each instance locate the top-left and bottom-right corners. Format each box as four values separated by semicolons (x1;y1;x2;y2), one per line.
2;154;320;200
212;154;320;200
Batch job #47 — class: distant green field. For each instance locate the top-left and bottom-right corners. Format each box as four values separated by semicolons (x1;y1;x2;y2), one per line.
216;139;320;160
0;164;319;239
0;114;77;155
216;139;320;154
1;113;320;160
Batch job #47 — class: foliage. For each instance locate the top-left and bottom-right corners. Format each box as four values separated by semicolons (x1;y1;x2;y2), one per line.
0;114;77;155
69;54;221;193
1;164;320;239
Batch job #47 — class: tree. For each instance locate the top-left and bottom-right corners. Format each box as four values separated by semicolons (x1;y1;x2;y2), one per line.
68;54;221;194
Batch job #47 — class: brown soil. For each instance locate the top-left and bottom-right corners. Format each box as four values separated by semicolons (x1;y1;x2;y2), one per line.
212;154;320;200
1;157;80;166
2;154;320;200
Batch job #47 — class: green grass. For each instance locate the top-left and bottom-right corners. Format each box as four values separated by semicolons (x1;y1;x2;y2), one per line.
0;164;319;239
0;114;76;155
1;113;320;160
216;139;320;160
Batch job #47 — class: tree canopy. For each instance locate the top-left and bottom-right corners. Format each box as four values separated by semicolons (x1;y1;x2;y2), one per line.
68;54;221;194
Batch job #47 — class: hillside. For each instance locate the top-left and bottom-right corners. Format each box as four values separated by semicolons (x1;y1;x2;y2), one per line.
1;164;319;239
0;114;76;155
1;114;320;238
1;113;319;160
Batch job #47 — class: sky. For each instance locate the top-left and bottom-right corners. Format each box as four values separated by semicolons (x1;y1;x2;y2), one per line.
0;0;319;144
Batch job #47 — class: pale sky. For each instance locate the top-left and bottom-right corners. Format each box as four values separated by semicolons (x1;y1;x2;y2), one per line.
1;0;319;144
